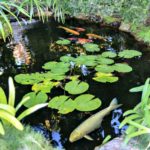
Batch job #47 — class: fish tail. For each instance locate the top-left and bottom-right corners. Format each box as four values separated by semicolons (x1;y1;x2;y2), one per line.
109;98;122;110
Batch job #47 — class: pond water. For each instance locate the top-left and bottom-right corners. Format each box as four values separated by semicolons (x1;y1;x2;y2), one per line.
0;18;150;150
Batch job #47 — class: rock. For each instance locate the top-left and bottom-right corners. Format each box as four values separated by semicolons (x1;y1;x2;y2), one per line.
119;22;131;32
94;137;139;150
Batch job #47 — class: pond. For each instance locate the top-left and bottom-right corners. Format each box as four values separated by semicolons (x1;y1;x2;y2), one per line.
0;18;150;150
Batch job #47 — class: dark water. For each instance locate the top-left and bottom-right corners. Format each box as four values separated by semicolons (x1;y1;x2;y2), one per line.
0;18;150;150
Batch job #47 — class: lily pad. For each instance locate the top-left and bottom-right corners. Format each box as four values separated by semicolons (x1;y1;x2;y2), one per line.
48;96;75;114
96;56;114;65
60;56;75;63
101;51;117;58
23;92;48;108
56;39;71;45
65;80;89;95
113;63;132;73
95;65;114;73
42;61;70;74
74;94;101;111
93;72;119;83
83;43;100;52
118;50;142;58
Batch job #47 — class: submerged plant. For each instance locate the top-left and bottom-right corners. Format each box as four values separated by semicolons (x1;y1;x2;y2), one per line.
120;78;150;146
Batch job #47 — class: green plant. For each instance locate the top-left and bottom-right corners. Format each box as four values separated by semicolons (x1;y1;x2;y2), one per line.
0;77;48;135
56;39;71;45
0;125;55;150
120;78;150;146
83;43;100;52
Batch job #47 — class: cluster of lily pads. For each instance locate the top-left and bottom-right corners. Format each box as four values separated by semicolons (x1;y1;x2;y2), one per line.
14;47;142;114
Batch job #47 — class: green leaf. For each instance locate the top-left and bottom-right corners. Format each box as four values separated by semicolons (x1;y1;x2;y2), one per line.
129;85;144;92
0;87;7;104
23;92;48;108
113;63;132;73
0;122;5;135
0;104;16;115
0;110;23;131
83;43;100;52
96;56;114;65
60;56;75;63
75;94;101;111
118;50;142;59
102;135;111;145
8;77;15;107
65;80;89;95
101;52;117;58
95;65;114;73
17;103;48;121
56;39;71;45
93;72;118;83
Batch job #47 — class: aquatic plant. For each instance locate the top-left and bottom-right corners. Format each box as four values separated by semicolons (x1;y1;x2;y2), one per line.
0;77;48;135
0;125;55;150
83;43;100;52
56;39;71;45
48;94;101;114
101;51;117;58
120;78;150;146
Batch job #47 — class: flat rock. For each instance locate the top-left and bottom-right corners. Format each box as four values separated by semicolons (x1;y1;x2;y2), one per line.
119;22;131;32
94;137;139;150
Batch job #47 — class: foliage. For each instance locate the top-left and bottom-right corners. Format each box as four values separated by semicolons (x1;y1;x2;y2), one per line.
101;51;117;58
0;77;48;135
48;94;101;114
65;80;89;95
120;78;150;146
0;125;55;150
83;43;100;52
56;39;71;45
113;63;132;73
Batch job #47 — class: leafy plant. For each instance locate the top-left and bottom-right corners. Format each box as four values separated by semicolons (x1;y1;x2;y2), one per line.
95;65;114;73
118;50;142;59
65;80;89;95
101;51;117;58
120;78;150;145
96;56;114;65
0;77;48;135
113;63;133;73
56;39;71;45
83;43;100;52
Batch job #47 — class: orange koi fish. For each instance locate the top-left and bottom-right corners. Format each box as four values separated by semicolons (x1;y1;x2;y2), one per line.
86;33;106;41
77;38;93;44
58;26;80;35
74;27;85;32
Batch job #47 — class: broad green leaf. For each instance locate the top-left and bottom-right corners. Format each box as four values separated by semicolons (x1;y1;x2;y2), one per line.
113;63;132;73
95;65;114;73
123;110;137;116
17;103;48;121
101;52;117;58
0;122;5;135
65;80;89;95
23;92;48;108
129;85;144;92
60;56;75;63
0;110;23;130
75;94;101;111
93;72;118;83
0;87;7;104
56;39;71;45
96;56;114;65
118;50;142;59
8;77;15;107
83;43;100;52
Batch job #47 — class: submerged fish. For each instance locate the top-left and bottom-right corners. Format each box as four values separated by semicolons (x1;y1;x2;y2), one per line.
86;33;106;41
74;27;85;32
69;98;122;142
76;38;93;44
58;26;80;35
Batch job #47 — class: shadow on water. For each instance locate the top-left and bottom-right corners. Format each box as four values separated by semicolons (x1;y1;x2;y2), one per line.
0;18;150;150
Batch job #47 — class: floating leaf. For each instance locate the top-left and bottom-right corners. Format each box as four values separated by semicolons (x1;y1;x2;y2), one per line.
101;51;117;58
83;43;100;52
96;56;114;65
95;65;114;73
75;94;101;111
118;50;142;58
93;72;119;83
48;96;75;114
56;39;71;45
65;80;89;95
113;63;132;73
60;56;74;63
42;62;70;74
23;92;48;108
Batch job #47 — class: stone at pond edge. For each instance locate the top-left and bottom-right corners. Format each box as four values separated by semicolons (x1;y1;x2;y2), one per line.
119;22;131;32
94;137;139;150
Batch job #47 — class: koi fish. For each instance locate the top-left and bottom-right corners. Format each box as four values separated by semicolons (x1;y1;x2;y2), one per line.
86;33;106;41
76;38;93;44
58;26;80;35
69;98;122;142
74;27;85;32
13;42;31;65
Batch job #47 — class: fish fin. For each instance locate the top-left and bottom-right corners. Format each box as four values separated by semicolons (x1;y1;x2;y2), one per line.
109;98;122;110
84;135;94;141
